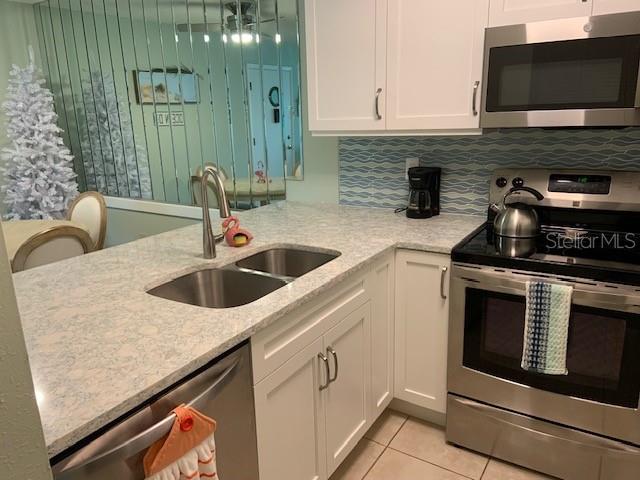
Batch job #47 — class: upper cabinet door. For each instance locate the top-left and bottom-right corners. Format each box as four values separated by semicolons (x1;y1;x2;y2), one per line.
593;0;640;15
304;0;387;131
386;0;489;131
489;0;593;26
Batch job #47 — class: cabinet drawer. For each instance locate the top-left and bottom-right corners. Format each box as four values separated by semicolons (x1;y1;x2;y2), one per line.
252;272;370;384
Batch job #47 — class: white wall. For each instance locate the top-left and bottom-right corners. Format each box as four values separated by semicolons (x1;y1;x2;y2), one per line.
0;219;52;480
273;0;339;204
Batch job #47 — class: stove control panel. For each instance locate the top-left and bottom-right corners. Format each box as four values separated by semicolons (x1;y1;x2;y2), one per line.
489;169;640;212
548;174;611;195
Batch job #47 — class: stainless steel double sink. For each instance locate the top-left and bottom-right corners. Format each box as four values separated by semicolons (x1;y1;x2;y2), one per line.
147;248;340;308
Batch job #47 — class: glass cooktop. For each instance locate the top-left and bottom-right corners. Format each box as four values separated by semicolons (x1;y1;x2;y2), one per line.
452;223;640;286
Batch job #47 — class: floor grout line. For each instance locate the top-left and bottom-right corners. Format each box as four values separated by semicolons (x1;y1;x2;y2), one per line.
363;436;387;447
359;443;386;480
360;413;409;480
479;456;491;480
386;445;481;480
356;410;551;480
384;414;409;447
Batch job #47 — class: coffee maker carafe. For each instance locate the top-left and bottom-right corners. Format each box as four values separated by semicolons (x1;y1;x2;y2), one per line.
406;167;441;219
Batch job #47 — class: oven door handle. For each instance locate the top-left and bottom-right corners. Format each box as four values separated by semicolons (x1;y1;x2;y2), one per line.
454;267;640;312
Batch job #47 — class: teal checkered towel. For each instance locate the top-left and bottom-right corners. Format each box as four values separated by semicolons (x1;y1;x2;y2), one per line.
521;281;572;375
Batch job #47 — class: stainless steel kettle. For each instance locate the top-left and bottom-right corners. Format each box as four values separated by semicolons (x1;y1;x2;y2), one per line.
490;186;544;238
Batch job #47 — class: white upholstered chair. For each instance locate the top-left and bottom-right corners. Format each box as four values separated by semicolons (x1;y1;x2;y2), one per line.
66;191;107;250
11;224;93;272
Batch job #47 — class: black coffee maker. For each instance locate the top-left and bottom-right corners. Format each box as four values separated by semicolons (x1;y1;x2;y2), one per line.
406;167;441;219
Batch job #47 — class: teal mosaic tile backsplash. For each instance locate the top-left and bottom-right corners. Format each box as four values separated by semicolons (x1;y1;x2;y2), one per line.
339;128;640;216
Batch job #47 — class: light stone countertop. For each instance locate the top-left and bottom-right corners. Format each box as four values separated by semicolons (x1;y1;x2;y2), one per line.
12;201;484;458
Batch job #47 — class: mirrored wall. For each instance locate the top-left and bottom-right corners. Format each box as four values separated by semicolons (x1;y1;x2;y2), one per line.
35;0;303;209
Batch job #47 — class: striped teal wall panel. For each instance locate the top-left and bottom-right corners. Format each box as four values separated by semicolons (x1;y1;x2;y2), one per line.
339;128;640;216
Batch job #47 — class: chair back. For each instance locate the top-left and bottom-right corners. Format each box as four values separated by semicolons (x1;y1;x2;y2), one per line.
12;225;93;272
191;164;230;209
67;191;107;250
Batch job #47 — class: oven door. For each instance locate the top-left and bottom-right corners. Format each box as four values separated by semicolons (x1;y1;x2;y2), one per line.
481;12;640;127
448;264;640;445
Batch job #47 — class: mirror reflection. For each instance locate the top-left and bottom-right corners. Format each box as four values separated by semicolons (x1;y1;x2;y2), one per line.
35;0;304;210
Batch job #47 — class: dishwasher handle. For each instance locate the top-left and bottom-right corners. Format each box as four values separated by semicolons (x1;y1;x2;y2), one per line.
55;357;240;478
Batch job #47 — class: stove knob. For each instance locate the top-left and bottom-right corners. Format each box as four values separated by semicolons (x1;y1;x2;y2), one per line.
495;177;508;188
512;177;524;188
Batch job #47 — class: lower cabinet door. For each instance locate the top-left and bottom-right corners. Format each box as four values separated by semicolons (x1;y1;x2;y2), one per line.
394;250;450;413
323;303;372;475
370;254;394;419
254;337;327;480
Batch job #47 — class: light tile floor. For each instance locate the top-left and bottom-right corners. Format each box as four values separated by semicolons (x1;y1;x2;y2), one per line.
330;409;556;480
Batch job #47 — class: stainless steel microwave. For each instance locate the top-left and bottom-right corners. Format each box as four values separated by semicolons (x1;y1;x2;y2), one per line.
480;12;640;128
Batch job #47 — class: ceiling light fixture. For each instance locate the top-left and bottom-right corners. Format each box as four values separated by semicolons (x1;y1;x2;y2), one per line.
231;31;255;44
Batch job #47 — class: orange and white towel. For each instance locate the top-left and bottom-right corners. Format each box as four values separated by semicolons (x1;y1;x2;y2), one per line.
144;406;219;480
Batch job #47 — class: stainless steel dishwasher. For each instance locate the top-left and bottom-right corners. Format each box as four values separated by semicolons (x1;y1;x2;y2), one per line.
51;341;258;480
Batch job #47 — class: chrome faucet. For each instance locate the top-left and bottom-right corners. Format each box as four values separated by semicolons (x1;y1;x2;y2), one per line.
200;165;231;259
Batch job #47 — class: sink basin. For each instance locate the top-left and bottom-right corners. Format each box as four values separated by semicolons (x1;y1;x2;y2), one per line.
147;268;286;308
235;248;340;278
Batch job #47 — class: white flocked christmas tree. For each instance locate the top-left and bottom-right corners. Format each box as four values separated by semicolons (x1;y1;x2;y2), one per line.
79;70;152;199
1;48;78;220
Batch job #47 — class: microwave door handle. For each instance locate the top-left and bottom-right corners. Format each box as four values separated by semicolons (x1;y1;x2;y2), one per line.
54;358;240;479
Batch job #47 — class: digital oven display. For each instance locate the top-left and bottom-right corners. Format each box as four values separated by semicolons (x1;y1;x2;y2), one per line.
548;174;611;194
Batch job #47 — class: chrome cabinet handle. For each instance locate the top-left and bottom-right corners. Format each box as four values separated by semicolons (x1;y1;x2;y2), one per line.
440;266;448;300
375;87;383;120
327;347;338;383
319;352;330;391
472;80;480;116
53;356;240;478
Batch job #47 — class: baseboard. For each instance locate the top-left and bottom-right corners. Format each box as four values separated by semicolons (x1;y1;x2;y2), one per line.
389;398;446;427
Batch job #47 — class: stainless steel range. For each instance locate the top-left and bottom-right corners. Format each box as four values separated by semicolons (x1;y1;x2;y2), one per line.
447;169;640;480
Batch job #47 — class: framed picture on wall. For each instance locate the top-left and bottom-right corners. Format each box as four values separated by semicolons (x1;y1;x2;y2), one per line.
133;68;199;104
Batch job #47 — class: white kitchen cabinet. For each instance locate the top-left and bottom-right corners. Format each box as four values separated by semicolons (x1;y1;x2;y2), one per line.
394;250;450;414
592;0;640;14
254;337;327;480
489;0;593;26
323;303;372;475
251;273;369;384
386;0;489;130
255;303;373;480
304;0;387;131
253;254;396;480
369;254;394;419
